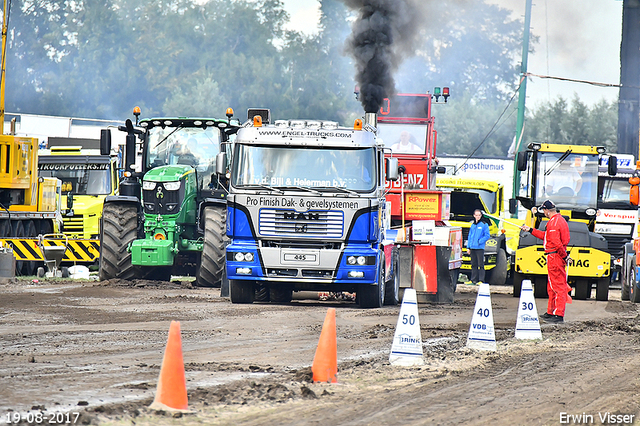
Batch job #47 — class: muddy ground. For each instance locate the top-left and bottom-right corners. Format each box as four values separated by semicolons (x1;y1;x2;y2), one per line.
1;277;640;426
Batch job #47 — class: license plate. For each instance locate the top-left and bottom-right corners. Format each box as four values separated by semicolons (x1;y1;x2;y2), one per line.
283;253;316;262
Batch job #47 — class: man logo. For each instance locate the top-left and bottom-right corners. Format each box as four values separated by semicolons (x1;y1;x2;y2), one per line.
295;223;308;233
284;211;320;221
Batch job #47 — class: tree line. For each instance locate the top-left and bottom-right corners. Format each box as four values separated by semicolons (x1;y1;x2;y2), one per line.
3;0;618;156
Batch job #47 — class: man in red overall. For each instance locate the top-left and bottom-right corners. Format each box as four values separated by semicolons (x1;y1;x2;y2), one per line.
521;200;571;323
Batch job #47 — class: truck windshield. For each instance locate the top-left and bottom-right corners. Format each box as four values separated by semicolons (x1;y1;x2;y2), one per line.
145;126;222;173
598;177;634;209
535;152;598;208
40;164;111;195
231;145;376;192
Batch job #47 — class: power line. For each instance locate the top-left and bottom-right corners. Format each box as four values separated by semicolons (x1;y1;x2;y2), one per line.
453;76;523;175
524;72;623;88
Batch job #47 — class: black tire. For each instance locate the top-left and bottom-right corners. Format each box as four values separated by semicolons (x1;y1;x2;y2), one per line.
533;276;548;299
358;254;385;308
196;206;228;288
574;279;591;300
61;266;70;278
230;279;255;304
99;203;139;280
622;258;633;301
384;247;400;305
488;249;508;285
595;277;609;301
37;267;45;278
21;220;38;276
0;220;9;237
38;220;53;236
630;258;640;303
270;285;293;303
11;221;25;276
255;282;270;302
513;271;524;298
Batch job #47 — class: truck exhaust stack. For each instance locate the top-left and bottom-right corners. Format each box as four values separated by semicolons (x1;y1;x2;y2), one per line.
364;112;377;129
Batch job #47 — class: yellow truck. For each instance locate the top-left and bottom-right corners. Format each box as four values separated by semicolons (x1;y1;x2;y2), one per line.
436;176;521;285
38;145;119;240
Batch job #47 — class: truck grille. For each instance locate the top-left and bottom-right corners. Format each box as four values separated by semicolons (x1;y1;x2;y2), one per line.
259;209;344;238
143;187;184;215
602;234;632;258
63;215;84;236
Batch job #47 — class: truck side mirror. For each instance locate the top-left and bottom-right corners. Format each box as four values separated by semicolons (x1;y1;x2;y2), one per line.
608;155;618;176
66;193;74;217
509;198;518;215
386;157;399;181
100;129;111;156
516;151;527;171
216;152;227;176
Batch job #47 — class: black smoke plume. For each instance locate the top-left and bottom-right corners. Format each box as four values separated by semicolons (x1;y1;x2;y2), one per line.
343;0;425;113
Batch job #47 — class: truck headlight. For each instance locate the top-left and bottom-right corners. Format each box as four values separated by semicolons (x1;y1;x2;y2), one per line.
142;181;156;190
234;252;245;262
357;256;366;265
347;256;356;265
163;181;181;191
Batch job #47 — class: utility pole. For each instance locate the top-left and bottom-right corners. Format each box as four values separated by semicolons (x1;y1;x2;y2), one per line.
511;0;533;218
618;0;640;156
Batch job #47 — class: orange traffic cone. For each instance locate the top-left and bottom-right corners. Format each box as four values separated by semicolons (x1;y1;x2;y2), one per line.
312;308;338;383
149;321;190;412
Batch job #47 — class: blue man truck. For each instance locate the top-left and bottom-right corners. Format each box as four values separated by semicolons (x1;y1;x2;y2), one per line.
221;113;399;307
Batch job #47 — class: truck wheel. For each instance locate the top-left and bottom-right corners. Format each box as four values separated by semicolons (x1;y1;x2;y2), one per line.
270;285;293;303
574;279;591;300
22;220;37;276
512;271;524;298
11;221;25;276
255;283;270;302
622;258;633;301
630;262;640;303
196;206;228;288
99;203;138;280
450;269;460;293
230;279;255;304
359;254;385;308
533;276;548;298
595;277;609;301
384;246;399;305
488;249;508;285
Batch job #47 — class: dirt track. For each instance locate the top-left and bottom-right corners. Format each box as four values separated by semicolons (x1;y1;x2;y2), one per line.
1;277;640;425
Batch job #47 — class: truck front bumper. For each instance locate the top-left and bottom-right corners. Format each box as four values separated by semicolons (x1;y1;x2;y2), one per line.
226;242;379;285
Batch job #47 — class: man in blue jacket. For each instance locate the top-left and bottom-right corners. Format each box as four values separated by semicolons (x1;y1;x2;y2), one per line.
466;209;491;284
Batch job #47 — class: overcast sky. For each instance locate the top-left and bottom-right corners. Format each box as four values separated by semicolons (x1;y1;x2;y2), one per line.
281;0;623;108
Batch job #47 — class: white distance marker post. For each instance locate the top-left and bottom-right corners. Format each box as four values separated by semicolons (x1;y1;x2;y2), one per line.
389;288;425;366
466;283;497;351
515;279;542;339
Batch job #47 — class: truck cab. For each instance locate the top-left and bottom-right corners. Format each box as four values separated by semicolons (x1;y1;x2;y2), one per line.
224;115;398;308
596;154;636;283
38;146;119;239
436;176;519;285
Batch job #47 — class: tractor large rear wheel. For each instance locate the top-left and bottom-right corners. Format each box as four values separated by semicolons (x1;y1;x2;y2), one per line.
99;203;139;280
196;206;228;287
